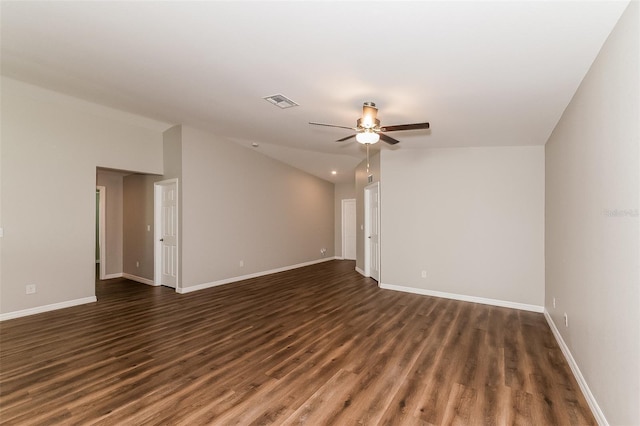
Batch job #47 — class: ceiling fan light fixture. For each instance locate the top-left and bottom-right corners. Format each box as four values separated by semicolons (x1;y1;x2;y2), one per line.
309;101;429;146
356;131;380;145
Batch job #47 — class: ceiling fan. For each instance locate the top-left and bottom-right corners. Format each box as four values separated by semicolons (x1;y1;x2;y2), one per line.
309;102;430;145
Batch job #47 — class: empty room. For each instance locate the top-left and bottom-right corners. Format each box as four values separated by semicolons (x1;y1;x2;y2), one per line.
1;1;638;425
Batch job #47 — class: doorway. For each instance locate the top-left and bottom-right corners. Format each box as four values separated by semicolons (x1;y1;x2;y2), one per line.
341;199;356;260
364;182;380;282
154;179;179;289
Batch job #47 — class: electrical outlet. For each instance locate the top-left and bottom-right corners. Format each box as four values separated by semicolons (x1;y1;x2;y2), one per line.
320;248;327;257
553;297;556;308
564;313;569;327
421;270;427;279
26;284;36;295
239;260;244;267
136;261;140;268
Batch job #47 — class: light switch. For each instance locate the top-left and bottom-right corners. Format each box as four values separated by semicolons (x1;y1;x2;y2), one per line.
147;225;151;232
0;227;3;238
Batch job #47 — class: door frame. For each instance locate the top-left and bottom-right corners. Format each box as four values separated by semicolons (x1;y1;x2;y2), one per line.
154;178;179;291
341;198;356;260
96;186;106;280
364;182;380;281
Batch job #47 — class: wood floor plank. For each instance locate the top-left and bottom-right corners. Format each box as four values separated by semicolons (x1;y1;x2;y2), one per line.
0;260;595;425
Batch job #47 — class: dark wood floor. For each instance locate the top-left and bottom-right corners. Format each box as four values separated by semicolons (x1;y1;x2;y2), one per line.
1;260;595;425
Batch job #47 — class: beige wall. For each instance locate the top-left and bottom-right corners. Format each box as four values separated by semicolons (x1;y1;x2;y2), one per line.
334;181;356;258
545;2;639;424
163;125;183;181
119;124;335;290
0;77;165;316
123;174;161;280
179;126;335;289
96;170;124;276
380;146;545;307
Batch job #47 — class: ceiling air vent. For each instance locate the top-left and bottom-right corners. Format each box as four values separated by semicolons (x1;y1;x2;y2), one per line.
263;94;299;109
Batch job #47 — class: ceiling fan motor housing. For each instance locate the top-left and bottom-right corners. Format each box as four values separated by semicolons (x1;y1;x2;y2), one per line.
357;117;380;130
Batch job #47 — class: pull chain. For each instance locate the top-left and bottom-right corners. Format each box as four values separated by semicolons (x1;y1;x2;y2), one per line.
366;143;370;174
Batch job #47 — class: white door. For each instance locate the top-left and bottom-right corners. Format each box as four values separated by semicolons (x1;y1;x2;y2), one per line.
342;199;356;260
365;183;380;282
155;179;179;289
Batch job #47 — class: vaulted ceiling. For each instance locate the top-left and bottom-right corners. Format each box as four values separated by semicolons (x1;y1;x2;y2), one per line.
1;1;629;183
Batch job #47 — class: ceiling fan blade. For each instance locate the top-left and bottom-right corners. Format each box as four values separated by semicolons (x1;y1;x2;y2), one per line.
380;122;430;132
336;134;356;142
379;133;400;145
309;122;356;131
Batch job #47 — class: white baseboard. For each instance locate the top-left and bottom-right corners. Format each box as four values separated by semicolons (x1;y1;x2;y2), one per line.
103;272;123;280
335;256;344;260
379;283;544;313
355;266;366;276
123;273;157;286
544;310;607;426
0;297;97;321
177;257;336;294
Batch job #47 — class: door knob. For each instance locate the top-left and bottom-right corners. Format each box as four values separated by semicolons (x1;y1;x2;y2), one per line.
160;238;164;242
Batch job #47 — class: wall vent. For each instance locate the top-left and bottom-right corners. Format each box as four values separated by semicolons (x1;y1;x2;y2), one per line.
263;94;299;109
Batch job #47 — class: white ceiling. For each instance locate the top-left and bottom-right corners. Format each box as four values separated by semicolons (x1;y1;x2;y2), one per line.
1;1;629;183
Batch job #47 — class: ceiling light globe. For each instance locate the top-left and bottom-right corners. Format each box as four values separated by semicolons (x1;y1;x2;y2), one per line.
356;131;380;145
